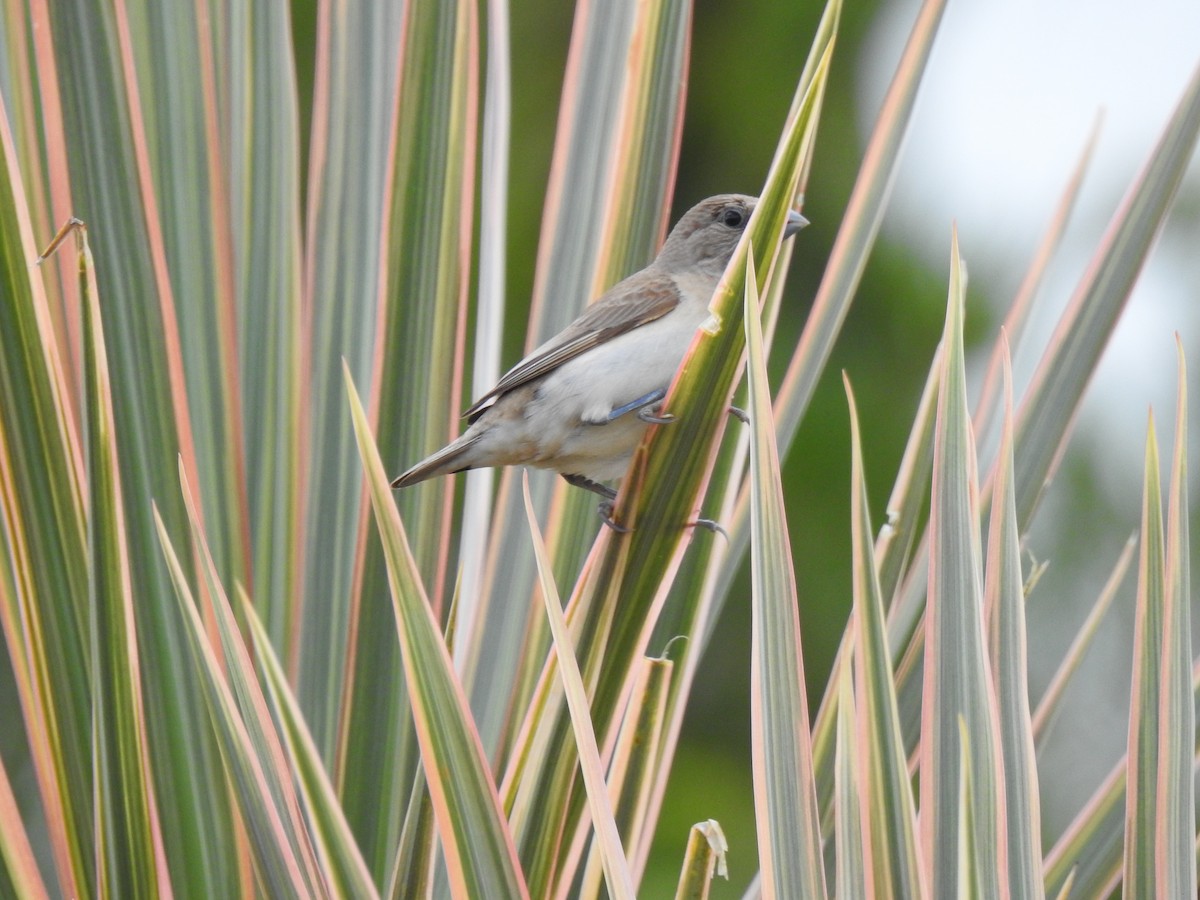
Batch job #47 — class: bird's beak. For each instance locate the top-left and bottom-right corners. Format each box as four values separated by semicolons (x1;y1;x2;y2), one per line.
784;209;809;238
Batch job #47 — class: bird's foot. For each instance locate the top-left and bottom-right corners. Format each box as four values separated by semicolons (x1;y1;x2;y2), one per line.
688;516;729;540
598;500;632;533
727;406;749;425
602;388;672;424
637;404;675;425
562;473;630;531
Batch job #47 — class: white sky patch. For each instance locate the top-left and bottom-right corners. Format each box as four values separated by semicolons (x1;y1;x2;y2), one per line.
860;0;1200;485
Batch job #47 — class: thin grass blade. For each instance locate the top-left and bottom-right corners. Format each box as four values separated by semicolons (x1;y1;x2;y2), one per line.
123;0;253;596
78;220;172;897
744;258;826;900
345;364;529;899
833;664;866;900
387;767;435;900
1155;341;1194;898
956;720;979;899
1012;63;1200;522
522;474;636;900
239;589;380;900
0;100;90;899
971;121;1101;452
920;232;1004;898
1122;414;1166;897
871;57;1200;824
455;0;512;661
587;656;673;889
340;0;479;877
983;342;1043;900
1043;658;1200;897
0;735;49;899
846;376;925;900
221;0;306;657
673;820;728;900
36;2;244;887
296;0;405;761
153;508;320;897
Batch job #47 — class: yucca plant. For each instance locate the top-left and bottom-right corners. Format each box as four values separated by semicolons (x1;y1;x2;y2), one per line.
0;0;1197;896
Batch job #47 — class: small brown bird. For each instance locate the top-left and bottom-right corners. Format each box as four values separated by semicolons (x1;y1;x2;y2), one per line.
392;194;807;521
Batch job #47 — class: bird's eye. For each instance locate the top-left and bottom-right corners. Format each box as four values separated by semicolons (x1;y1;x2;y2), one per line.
721;208;745;228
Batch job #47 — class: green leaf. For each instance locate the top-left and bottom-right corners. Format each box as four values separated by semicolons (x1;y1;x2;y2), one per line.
983;343;1043;900
0;753;49;900
845;376;924;900
920;232;1004;898
884;60;1200;824
0;103;91;898
580;656;673;893
224;0;306;655
124;0;253;596
339;0;479;875
387;767;435;900
522;474;635;900
295;0;406;762
1156;341;1194;898
956;720;979;900
239;589;380;900
154;506;322;897
345;364;529;900
971;121;1099;450
673;820;728;900
1122;412;1166;898
833;666;866;900
79;221;171;897
744;257;826;900
42;0;242;886
771;0;947;452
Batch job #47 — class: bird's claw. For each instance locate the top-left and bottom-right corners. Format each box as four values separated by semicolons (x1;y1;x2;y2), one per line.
689;517;729;540
637;406;675;425
598;500;632;533
727;406;749;425
605;388;671;424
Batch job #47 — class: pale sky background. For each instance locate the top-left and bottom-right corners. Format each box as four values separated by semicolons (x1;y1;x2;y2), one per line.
861;0;1200;836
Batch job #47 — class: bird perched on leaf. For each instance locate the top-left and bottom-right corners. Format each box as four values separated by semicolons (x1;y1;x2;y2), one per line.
392;193;808;526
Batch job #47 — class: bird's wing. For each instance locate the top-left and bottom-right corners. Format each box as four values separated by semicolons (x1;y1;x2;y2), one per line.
463;271;682;420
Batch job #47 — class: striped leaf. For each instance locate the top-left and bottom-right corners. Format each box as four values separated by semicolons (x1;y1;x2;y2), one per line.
983;344;1043;900
77;221;172;898
338;0;480;876
346;366;529;899
0;100;91;899
846;376;925;900
919;232;1004;898
744;256;826;900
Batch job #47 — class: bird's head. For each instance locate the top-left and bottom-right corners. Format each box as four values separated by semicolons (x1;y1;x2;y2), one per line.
655;193;808;278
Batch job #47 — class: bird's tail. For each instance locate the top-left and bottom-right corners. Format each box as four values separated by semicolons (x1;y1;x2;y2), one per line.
390;433;479;489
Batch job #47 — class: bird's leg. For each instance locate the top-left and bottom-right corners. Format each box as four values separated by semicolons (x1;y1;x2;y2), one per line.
561;473;616;500
688;516;730;540
596;388;676;425
561;474;630;533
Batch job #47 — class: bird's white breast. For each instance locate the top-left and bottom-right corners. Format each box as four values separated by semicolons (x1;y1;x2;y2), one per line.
518;291;713;480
